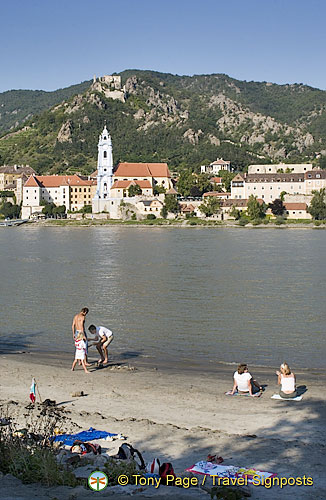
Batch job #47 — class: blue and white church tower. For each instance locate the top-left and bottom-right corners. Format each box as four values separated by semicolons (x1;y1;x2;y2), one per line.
93;125;116;213
94;125;114;199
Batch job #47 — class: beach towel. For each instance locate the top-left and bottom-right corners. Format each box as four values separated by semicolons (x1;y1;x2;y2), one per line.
271;394;303;401
186;461;277;483
225;390;261;397
53;427;117;446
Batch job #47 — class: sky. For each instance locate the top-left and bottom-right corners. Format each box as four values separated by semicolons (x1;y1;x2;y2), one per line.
0;0;325;92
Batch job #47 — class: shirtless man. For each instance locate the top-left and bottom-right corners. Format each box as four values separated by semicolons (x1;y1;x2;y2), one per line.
72;307;90;365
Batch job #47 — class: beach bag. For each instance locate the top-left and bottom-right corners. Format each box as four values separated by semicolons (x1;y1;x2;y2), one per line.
146;458;160;474
159;462;176;485
71;439;101;455
116;443;145;470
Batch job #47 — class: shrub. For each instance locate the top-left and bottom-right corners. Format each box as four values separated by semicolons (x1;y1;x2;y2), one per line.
238;217;249;226
0;418;79;487
104;458;141;486
263;218;270;224
146;214;156;220
189;221;197;225
252;219;262;226
275;216;286;225
131;213;137;220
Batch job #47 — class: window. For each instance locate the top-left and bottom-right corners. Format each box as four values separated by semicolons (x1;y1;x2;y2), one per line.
79;188;81;192
104;151;107;158
316;174;321;178
308;174;312;178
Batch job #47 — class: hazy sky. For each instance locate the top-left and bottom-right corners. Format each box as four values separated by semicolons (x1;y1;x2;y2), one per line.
1;0;325;92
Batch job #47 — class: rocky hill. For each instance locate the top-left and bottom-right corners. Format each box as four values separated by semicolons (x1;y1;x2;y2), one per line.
1;70;326;174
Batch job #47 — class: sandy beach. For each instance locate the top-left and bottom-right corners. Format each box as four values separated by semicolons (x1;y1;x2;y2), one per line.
0;350;325;500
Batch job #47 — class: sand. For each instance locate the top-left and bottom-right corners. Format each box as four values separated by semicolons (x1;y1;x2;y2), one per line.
0;350;325;500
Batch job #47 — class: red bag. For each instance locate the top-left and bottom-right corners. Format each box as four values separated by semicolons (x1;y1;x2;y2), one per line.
159;462;176;485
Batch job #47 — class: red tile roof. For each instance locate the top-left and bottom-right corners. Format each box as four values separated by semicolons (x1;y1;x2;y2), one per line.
203;191;231;197
24;174;96;188
284;203;307;210
115;162;171;178
211;159;230;165
180;203;196;212
210;177;222;184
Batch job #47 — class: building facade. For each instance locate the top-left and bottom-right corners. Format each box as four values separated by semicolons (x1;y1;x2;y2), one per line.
231;167;326;202
201;158;231;174
22;174;96;219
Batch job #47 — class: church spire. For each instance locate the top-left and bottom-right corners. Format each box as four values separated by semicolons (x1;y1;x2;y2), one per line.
94;125;113;200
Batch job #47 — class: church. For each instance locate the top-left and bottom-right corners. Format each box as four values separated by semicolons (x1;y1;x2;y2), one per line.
92;126;173;216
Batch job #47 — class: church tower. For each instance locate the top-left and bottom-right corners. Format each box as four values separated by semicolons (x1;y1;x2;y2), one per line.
94;125;114;200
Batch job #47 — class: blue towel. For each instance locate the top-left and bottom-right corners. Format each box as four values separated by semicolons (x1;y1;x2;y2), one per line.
53;427;117;445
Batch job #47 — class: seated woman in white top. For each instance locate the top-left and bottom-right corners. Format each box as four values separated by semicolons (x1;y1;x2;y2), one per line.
276;362;297;399
230;363;263;396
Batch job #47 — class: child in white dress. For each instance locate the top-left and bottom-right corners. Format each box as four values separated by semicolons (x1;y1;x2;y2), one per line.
71;332;90;374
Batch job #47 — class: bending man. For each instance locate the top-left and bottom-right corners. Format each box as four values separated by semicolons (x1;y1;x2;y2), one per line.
88;324;114;365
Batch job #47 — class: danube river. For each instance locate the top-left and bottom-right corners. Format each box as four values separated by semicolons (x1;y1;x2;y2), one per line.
0;226;325;370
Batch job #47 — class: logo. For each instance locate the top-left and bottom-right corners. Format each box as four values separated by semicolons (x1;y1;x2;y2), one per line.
88;470;108;491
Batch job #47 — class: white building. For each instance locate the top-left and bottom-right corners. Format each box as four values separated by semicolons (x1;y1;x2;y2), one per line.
231;167;326;203
22;174;96;219
201;158;231;174
248;163;313;174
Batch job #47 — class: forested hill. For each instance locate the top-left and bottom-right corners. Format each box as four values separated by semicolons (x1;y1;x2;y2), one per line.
0;80;91;133
1;70;326;175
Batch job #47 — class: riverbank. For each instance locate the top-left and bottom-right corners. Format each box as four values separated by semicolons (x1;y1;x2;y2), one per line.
25;218;326;229
1;352;325;499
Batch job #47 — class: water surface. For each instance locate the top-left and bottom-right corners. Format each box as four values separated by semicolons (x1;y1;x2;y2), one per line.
0;226;325;370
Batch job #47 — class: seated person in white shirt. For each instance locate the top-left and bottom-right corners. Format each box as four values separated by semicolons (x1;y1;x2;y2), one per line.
276;362;297;399
230;363;263;396
88;325;114;365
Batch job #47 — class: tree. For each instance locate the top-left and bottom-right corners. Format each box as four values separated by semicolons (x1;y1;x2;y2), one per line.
176;170;194;197
307;188;326;220
53;205;66;216
229;206;241;220
42;202;56;217
269;198;285;216
78;204;92;214
196;173;212;195
246;195;266;220
218;170;236;192
128;184;142;197
164;194;180;214
0;201;20;219
211;184;223;193
153;185;166;195
161;205;168;219
177;170;212;197
199;196;221;217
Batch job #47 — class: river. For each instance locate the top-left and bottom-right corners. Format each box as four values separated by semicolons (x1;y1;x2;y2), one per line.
0;226;325;370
